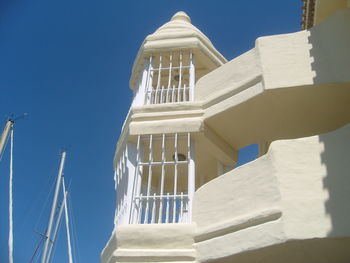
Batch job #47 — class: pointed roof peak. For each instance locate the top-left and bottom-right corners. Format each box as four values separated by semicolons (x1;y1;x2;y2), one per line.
171;11;191;23
129;11;227;90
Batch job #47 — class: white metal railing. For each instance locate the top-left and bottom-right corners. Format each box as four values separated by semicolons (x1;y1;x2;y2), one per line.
147;85;190;104
144;51;195;105
129;133;195;224
134;193;189;224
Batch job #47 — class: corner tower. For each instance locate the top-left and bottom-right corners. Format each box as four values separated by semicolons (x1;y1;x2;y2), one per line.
102;11;236;263
111;11;232;228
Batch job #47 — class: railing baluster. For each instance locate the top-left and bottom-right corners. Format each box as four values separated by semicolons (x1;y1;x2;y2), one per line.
183;84;186;102
138;194;143;224
166;193;170;223
160;85;164;104
167;52;173;104
172;84;175;102
158;134;166;223
172;133;178;223
155;54;162;104
180;192;184;223
151;193;156;223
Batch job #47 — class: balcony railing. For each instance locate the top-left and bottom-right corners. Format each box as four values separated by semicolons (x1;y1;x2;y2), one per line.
131;51;195;106
133;193;189;224
147;85;190;104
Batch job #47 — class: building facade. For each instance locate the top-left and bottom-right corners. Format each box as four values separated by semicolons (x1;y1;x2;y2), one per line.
102;1;350;262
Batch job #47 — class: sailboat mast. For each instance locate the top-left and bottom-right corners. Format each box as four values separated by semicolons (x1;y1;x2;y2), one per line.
9;128;14;263
62;178;74;263
41;151;67;263
45;196;66;263
0;120;14;159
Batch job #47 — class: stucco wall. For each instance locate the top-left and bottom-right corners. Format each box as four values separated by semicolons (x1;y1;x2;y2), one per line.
101;224;196;263
193;151;280;231
195;48;261;101
257;7;350;89
276;122;350;239
195;8;350;102
193;123;350;262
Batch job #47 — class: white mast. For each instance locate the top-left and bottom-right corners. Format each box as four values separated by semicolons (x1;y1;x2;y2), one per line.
45;196;66;263
0;119;14;263
41;151;66;263
62;178;74;263
0;120;13;160
8;127;14;263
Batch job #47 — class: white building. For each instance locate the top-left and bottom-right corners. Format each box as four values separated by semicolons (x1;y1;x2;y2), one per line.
102;1;350;262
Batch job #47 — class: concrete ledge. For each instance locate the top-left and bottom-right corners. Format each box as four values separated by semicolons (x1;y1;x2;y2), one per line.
117;223;196;249
195;208;282;242
114;248;196;262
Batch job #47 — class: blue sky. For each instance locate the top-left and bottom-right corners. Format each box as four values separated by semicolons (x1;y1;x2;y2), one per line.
0;1;301;262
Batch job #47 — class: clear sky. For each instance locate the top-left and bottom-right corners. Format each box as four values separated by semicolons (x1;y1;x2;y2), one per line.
0;1;301;262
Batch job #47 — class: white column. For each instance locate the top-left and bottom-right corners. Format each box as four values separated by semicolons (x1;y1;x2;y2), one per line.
132;58;151;107
123;142;138;225
130;136;144;224
146;57;154;104
187;134;195;222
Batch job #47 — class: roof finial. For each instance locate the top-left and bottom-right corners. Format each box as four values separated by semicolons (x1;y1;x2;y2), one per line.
171;11;191;23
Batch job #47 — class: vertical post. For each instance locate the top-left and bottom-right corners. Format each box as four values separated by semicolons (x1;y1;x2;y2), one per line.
123;143;137;225
8;128;14;263
183;84;186;102
172;134;178;223
166;52;173;103
158;134;166;223
62;178;73;263
187;134;195;222
180;192;184;223
172;84;176;103
189;51;195;101
155;54;162;104
115;167;120;225
160;85;165;104
144;135;153;223
146;56;154;104
129;136;141;224
0;120;13;159
132;59;150;107
165;193;170;223
178;51;183;101
151;193;156;223
41;151;66;263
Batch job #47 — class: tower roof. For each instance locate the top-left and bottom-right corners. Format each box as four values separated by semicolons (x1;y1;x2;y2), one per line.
129;11;227;90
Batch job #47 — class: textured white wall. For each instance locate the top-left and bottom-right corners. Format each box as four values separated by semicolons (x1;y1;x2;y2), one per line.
193;123;350;262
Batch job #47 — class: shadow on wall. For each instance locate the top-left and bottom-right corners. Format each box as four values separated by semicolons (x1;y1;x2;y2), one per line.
319;125;350;237
307;8;350;237
307;8;350;85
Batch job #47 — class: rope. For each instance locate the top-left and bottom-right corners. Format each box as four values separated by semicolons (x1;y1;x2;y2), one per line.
29;235;45;263
18;157;59;233
9;128;14;263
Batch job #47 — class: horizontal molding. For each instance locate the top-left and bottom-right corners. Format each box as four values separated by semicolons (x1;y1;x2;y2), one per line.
201;74;263;109
112;248;196;262
195;208;282;242
131;110;204;122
